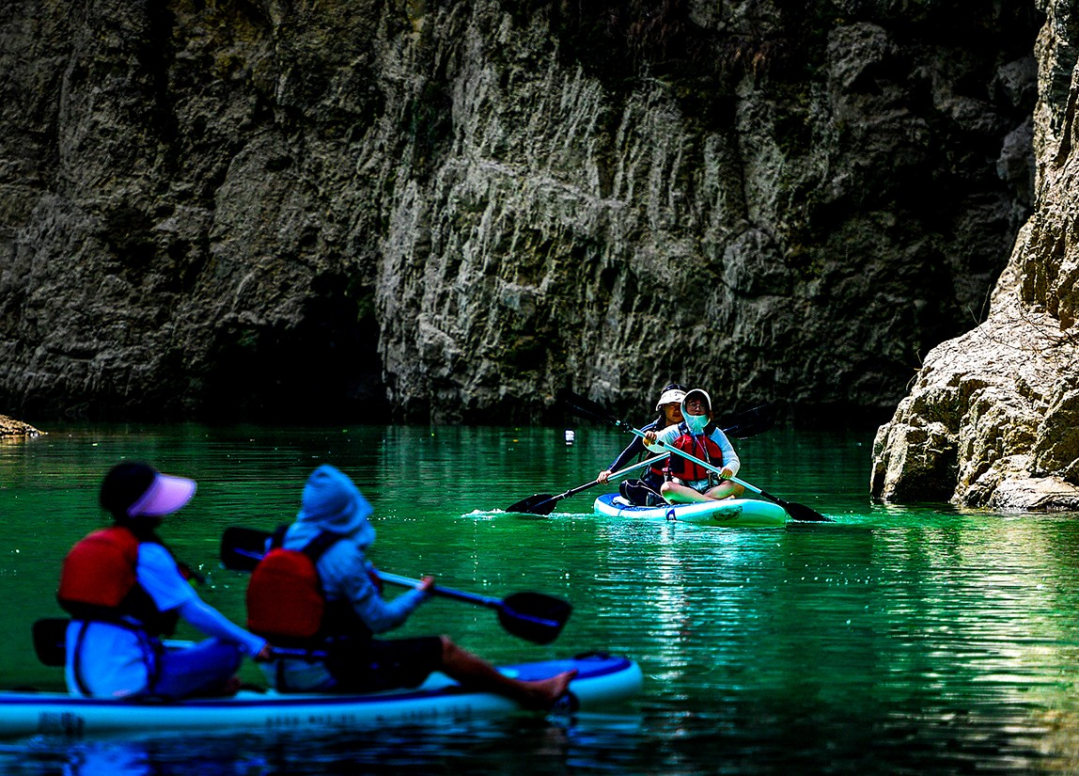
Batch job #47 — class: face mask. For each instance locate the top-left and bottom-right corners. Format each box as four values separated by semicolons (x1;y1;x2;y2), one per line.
684;413;709;433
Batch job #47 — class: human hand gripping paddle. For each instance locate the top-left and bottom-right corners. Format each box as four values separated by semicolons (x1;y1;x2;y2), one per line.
219;526;572;645
505;402;780;515
556;389;832;523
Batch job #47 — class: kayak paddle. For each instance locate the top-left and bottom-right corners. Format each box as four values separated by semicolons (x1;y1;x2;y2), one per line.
506;402;778;516
220;527;572;645
31;617;329;668
505;455;667;515
714;402;779;439
556;388;832;523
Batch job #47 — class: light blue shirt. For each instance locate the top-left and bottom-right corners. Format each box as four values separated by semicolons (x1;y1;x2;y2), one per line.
65;543;265;698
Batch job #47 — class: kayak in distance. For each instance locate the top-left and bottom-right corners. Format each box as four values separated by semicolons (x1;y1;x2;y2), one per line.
593;493;788;527
0;653;642;740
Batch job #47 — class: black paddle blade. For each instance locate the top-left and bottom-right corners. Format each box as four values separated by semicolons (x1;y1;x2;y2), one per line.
556;389;624;427
32;618;67;667
220;526;273;571
505;494;558;515
779;500;832;523
498;592;573;645
718;403;778;439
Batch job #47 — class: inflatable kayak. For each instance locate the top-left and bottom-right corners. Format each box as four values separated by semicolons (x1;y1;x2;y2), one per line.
0;653;641;739
594;492;788;527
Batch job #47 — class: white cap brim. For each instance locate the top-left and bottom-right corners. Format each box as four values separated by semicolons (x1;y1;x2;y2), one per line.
681;389;712;413
655;390;687;410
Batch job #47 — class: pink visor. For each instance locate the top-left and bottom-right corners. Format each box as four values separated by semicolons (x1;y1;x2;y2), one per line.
126;472;197;517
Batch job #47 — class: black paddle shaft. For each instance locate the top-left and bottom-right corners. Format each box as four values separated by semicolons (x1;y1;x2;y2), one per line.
506;479;605;516
220;527;572;644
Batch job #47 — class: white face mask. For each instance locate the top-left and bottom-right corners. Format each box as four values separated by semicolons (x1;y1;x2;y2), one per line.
684;413;709;433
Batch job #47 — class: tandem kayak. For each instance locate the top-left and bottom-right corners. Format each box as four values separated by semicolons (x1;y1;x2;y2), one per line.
594;492;788;527
0;653;641;739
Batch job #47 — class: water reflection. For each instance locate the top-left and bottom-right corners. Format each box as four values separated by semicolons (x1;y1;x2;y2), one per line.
0;712;650;776
6;425;1079;773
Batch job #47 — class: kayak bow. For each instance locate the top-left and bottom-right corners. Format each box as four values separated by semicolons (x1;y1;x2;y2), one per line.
593;493;788;527
0;652;642;739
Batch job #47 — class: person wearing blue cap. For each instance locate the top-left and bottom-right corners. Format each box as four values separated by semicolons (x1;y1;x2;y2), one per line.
256;464;575;708
57;461;271;699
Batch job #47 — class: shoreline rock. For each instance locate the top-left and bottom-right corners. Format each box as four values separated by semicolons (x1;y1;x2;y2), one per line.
0;415;44;439
871;0;1079;511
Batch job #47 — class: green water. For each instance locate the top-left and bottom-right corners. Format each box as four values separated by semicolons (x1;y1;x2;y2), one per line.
4;423;1079;774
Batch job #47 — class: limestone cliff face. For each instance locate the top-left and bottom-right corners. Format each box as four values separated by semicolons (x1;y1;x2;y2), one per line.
0;0;1039;424
872;0;1079;510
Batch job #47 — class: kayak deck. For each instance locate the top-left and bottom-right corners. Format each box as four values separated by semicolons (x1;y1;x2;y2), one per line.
0;653;641;739
594;493;787;527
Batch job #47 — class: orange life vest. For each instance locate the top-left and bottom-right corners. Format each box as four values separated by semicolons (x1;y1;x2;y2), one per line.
57;526;178;636
246;530;370;647
665;423;727;483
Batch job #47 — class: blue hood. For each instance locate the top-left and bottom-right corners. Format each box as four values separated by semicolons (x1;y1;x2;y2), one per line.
296;464;375;545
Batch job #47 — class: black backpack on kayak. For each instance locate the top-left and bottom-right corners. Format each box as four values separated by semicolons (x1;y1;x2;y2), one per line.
619;479;664;507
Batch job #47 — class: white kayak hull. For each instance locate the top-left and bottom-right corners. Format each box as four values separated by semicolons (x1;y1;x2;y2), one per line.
0;653;641;739
594;493;788;527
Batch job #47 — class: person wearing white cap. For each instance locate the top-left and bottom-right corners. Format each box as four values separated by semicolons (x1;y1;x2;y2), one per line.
643;389;746;503
596;383;686;506
57;461;271;699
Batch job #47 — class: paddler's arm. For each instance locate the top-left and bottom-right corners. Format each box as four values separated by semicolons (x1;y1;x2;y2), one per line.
599;434;648;482
706;424;740;478
331;554;432;634
138;543;269;658
177;598;269;658
642;425;677;452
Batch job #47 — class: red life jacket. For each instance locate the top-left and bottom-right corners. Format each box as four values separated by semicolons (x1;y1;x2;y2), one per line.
246;530;370;647
665;423;727;483
57;526;179;636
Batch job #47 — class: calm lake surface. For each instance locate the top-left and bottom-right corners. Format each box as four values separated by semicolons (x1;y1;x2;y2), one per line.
3;422;1079;774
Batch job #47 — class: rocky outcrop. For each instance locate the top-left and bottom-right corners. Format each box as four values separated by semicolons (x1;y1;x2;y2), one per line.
0;415;42;439
0;0;1040;424
872;0;1079;510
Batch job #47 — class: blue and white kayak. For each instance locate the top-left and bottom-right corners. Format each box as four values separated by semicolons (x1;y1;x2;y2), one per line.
0;653;641;739
594;492;788;527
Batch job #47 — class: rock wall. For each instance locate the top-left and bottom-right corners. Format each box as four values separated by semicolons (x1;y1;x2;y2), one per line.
872;0;1079;510
0;415;41;438
0;0;1040;425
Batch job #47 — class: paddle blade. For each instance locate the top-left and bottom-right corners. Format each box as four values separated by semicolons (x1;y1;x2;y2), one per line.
718;403;778;439
32;618;67;667
556;389;623;428
505;494;558;516
497;592;573;645
780;501;832;523
220;526;273;571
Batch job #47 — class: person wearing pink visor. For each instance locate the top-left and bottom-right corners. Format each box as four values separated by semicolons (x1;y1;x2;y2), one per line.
57;461;271;699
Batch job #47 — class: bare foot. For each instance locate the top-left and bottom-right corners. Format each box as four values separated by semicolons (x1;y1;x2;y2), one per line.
521;669;578;710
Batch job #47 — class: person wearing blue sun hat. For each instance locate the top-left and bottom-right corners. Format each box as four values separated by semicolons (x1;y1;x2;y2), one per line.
57;461;271;699
250;464;575;708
